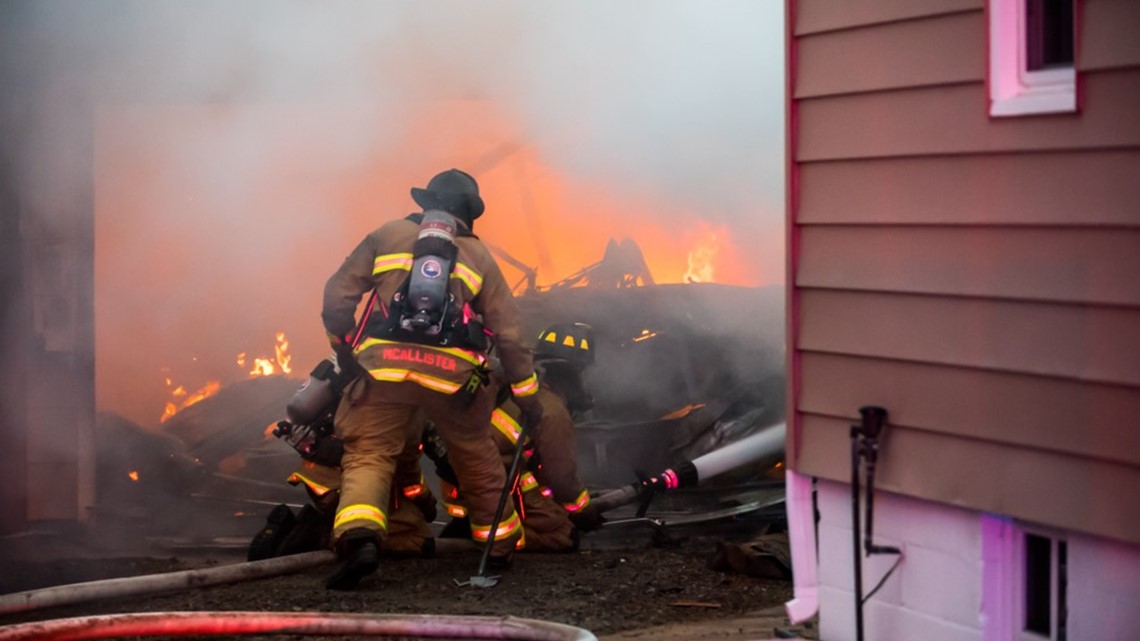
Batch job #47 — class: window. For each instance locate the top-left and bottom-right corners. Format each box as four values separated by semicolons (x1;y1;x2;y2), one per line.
982;515;1069;641
988;0;1077;117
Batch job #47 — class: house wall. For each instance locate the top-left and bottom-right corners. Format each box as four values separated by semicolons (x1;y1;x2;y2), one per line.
788;0;1140;546
816;479;1140;641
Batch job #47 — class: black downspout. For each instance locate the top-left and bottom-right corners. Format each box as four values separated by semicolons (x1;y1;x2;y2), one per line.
851;406;900;641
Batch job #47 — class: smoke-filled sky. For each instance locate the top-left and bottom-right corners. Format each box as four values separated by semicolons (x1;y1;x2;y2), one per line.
9;1;786;426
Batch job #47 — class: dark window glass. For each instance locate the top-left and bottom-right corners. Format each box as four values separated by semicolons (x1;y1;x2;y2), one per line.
1027;0;1075;70
1025;533;1052;635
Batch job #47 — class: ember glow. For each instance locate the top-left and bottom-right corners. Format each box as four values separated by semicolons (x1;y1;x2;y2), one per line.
128;470;140;482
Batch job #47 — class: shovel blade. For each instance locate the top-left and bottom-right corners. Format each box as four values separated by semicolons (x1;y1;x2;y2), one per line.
469;575;500;588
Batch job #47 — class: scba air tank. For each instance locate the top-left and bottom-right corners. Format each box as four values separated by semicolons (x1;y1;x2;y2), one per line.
403;210;458;335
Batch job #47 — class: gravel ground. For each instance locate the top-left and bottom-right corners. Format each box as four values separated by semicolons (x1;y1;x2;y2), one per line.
0;532;793;639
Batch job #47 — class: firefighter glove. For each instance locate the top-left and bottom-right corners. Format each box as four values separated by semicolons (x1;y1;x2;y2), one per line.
569;504;605;533
515;394;544;437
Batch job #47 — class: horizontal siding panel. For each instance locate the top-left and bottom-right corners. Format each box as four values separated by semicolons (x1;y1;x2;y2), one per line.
798;352;1140;465
796;69;1140;161
798;150;1140;226
796;11;983;98
798;226;1140;307
795;413;1140;545
798;289;1140;385
1080;0;1140;72
795;0;981;36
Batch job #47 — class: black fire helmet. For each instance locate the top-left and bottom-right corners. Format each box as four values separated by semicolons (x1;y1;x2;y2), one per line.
410;168;485;226
534;322;595;367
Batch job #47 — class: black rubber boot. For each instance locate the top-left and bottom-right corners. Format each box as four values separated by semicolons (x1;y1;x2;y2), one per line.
247;504;296;562
326;528;380;591
276;504;327;556
486;553;513;571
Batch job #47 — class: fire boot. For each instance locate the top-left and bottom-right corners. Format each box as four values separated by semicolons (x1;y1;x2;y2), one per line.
276;504;330;556
325;528;381;591
247;504;297;562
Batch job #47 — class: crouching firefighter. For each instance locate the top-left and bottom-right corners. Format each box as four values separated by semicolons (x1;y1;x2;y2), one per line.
320;168;542;590
248;353;439;562
434;322;605;552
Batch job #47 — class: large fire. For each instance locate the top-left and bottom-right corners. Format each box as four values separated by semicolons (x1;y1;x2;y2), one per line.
159;332;293;423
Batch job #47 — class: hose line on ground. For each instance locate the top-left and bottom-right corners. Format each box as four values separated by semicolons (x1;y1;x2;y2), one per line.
0;611;598;641
0;550;337;615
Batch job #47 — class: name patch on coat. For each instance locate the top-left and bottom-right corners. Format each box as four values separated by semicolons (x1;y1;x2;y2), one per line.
382;347;458;372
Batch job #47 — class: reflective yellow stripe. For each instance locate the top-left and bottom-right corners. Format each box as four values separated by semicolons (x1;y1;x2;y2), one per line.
334;503;387;531
445;503;468;518
491;408;522;444
510;373;539;397
519;472;538;492
373;253;414;275
286;472;330;496
471;511;522;542
357;338;485;366
563;489;591;513
450;262;483;295
515;528;527;551
369;368;462;394
402;483;426;499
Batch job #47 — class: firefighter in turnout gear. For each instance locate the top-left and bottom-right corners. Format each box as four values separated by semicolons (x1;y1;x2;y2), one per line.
437;322;603;551
321;168;541;589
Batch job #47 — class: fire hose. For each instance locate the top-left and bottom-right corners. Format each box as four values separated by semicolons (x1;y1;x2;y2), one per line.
0;551;336;616
591;422;786;515
0;612;597;641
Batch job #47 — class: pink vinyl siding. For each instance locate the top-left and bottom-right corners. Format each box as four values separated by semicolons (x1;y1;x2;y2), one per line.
789;0;1140;544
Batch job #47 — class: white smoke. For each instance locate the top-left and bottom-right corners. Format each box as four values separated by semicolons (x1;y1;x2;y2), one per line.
6;0;785;425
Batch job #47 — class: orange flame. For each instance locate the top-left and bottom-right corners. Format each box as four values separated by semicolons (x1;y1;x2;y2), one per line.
128;470;140;482
244;332;292;377
159;380;221;423
683;230;719;283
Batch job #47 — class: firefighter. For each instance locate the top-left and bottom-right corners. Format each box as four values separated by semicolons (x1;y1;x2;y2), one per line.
321;168;541;590
270;423;438;560
437;322;604;551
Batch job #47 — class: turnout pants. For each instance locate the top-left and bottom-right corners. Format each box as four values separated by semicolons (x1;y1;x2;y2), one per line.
333;377;521;557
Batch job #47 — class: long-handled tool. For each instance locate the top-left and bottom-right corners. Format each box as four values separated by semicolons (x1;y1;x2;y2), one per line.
455;417;533;588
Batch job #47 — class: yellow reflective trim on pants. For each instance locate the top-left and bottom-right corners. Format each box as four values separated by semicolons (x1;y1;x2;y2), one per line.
510;373;539;397
357;338;485;367
491;408;522;444
286;472;331;497
373;253;414;275
519;472;538;492
402;483;426;499
369;368;462;394
563;488;591;512
445;502;468;518
471;511;522;542
334;503;387;531
450;262;483;295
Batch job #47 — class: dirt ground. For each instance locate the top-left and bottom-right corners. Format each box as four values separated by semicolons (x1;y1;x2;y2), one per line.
0;526;812;640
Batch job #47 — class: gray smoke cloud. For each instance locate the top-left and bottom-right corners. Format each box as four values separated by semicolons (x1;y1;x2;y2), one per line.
5;0;785;426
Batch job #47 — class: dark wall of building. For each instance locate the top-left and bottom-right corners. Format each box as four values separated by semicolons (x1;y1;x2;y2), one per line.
0;0;96;533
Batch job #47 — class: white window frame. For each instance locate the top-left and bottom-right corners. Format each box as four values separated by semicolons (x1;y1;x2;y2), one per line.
988;0;1076;117
981;514;1068;641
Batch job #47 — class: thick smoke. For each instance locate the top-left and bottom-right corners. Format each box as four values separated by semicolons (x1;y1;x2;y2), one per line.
6;0;785;427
